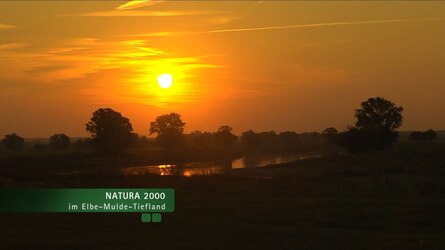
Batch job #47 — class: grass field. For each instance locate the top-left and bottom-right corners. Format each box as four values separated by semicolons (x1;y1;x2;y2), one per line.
1;142;445;249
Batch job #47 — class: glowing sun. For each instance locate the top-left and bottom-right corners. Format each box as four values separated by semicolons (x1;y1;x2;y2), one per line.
157;73;173;89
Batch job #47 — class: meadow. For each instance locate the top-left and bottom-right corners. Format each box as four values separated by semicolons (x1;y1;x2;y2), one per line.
1;141;445;249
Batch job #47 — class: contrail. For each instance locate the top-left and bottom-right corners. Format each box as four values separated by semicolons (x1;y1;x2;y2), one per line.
127;17;445;38
207;17;444;34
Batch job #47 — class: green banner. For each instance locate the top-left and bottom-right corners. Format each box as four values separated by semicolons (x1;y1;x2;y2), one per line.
0;188;174;213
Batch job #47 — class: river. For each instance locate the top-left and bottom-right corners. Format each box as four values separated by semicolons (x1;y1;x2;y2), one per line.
121;153;321;176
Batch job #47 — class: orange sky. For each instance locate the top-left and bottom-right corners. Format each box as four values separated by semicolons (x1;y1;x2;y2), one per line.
1;1;445;137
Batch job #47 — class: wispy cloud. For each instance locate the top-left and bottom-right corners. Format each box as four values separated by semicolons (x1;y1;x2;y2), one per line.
125;31;197;37
210;15;242;25
126;17;445;38
74;10;200;17
0;22;15;30
0;42;27;50
116;0;163;10
0;38;220;107
248;1;263;10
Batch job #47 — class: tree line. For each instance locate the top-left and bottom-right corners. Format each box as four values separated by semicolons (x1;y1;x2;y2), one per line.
1;97;439;154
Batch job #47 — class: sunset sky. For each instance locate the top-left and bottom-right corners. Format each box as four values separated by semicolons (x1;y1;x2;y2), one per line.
1;1;445;137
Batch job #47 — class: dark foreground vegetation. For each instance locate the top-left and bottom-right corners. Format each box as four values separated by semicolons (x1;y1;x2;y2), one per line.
1;97;445;249
1;142;445;249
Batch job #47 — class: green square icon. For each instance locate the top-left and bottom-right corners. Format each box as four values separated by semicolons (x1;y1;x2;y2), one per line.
152;213;162;223
141;213;151;223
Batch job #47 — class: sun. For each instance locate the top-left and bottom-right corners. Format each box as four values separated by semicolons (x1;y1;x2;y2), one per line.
157;73;173;89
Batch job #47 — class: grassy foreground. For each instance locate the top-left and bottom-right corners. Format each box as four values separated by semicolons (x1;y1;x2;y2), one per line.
1;142;445;249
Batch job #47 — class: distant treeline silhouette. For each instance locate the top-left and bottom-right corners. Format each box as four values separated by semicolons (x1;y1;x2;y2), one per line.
1;97;438;154
409;129;437;142
335;97;404;152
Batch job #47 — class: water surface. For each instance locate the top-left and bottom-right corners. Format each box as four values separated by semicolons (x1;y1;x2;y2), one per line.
121;153;320;176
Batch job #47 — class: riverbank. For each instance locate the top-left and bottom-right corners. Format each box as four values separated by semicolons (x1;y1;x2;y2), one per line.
233;142;445;178
0;147;238;175
1;142;445;249
0;145;326;177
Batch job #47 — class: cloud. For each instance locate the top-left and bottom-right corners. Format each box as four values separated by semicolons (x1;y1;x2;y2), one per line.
125;17;445;38
24;64;74;76
248;1;263;10
210;15;241;25
116;0;163;10
0;22;15;30
0;42;27;50
74;10;201;17
0;38;218;86
125;31;196;37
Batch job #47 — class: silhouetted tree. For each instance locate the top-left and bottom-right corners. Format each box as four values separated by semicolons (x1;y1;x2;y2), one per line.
299;132;323;145
188;130;214;148
409;129;437;142
214;126;238;151
149;113;185;150
425;129;437;141
355;97;403;131
257;131;278;151
409;131;422;141
71;138;92;150
338;97;403;152
49;133;71;151
1;133;25;151
337;129;371;153
86;108;136;153
278;131;301;152
33;143;47;152
240;130;260;152
132;134;152;148
322;127;338;144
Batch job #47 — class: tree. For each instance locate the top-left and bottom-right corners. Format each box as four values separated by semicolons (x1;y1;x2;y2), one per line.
355;97;403;131
337;127;398;153
71;138;92;150
409;129;437;142
132;134;152;148
278;131;301;151
424;129;437;141
86;108;135;153
257;131;278;151
49;134;71;151
2;133;25;151
322;127;338;144
149;113;185;150
338;97;403;152
241;130;260;152
214;126;238;151
188;130;214;148
33;143;47;152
